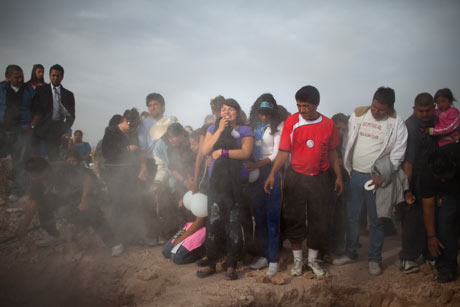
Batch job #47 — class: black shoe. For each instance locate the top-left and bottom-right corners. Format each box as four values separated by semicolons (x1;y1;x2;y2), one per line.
196;266;216;278
196;256;209;267
224;270;238;280
436;271;457;283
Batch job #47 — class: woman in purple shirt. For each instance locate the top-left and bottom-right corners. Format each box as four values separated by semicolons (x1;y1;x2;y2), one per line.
196;98;254;280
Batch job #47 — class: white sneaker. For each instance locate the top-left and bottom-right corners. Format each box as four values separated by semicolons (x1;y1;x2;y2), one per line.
250;257;268;270
36;233;61;247
291;258;303;276
332;255;356;266
400;260;419;274
368;261;382;276
308;260;326;276
8;194;19;202
111;243;124;257
266;262;279;276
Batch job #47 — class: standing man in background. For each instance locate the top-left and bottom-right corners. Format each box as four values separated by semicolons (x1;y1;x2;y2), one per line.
33;64;75;161
0;65;36;202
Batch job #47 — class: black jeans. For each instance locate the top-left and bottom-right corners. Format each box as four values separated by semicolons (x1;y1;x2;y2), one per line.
435;194;460;274
162;240;204;264
36;195;115;246
283;168;332;251
400;176;429;261
205;189;243;269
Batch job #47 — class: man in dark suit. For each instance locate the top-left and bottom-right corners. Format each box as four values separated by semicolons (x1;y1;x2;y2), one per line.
33;64;75;161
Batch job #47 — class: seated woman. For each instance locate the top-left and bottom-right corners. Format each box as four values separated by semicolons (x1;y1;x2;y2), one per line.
162;215;206;264
196;98;254;280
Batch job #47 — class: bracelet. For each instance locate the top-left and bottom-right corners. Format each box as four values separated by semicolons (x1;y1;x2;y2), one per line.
223;149;229;158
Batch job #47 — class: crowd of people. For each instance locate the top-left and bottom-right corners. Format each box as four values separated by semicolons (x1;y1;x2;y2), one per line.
1;63;459;284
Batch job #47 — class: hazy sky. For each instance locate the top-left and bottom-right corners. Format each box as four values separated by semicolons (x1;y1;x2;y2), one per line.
1;0;459;146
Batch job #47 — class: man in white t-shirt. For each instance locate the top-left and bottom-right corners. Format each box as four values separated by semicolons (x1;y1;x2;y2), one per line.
333;87;408;276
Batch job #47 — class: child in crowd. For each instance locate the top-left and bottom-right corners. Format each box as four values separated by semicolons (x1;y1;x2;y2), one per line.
425;88;459;147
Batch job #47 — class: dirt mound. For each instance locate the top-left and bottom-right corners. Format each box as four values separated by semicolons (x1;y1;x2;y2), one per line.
1;204;459;307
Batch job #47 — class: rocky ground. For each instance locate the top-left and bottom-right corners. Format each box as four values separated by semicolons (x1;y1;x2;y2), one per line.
1;198;459;307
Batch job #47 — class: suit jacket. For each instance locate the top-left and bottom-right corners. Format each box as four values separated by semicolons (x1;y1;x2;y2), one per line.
33;84;75;138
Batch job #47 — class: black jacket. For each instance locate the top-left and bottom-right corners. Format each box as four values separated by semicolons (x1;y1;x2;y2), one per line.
33;84;75;138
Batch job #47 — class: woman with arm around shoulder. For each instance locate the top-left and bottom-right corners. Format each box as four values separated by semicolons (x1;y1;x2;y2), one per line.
197;98;254;280
244;93;285;276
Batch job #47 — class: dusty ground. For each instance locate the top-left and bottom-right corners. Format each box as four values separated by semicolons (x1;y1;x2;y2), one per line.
1;199;459;307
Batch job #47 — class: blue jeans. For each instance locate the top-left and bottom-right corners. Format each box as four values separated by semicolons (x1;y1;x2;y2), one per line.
345;172;384;262
6;131;32;196
250;165;281;263
435;194;460;274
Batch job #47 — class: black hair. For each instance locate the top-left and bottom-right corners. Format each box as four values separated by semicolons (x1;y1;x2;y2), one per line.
29;64;45;83
49;64;64;75
140;111;150;119
331;113;349;125
249;93;283;135
146;93;165;107
373;87;395;108
122;108;140;130
434;88;457;103
5;65;22;77
221;98;246;126
210;95;225;115
277;105;291;121
295;85;320;105
74;129;83;136
414;93;434;107
190;129;202;142
161;122;187;146
427;150;457;176
25;157;49;174
108;114;122;126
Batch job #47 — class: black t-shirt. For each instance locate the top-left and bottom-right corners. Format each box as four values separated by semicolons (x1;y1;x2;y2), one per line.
405;114;438;180
420;145;460;198
29;162;94;204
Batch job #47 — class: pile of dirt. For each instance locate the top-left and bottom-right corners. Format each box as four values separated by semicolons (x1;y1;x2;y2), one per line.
1;202;459;307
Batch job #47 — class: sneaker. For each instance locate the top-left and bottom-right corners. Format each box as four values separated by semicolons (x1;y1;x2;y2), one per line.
436;270;457;283
291;258;303;276
266;262;279;276
36;233;61;247
308;260;326;276
368;261;382;276
8;194;19;202
332;255;356;266
111;243;124;257
250;257;268;270
400;260;419;274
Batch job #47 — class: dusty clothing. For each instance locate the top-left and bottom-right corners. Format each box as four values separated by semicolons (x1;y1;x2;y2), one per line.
205;121;254;268
101;125;142;244
29;162;114;245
